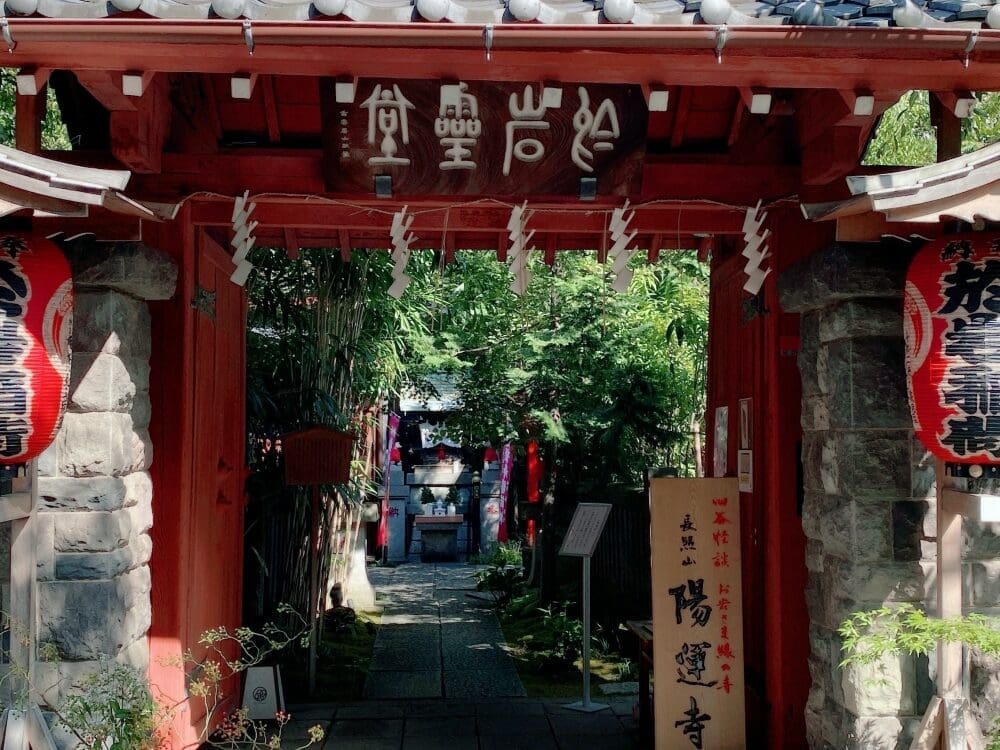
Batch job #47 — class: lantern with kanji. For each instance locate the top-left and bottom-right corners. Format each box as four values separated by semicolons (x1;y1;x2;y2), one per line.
0;234;73;465
904;233;1000;464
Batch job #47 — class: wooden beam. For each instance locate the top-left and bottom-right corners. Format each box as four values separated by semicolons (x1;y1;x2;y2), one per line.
800;124;871;187
109;74;171;173
647;233;662;263
726;103;744;148
283;227;299;259
124;151;801;206
15;67;49;96
669;87;691;149
231;72;258;100
444;232;456;265
937;462;963;696
73;70;137;111
10;28;1000;91
168;73;222;154
338;228;352;262
740;86;772;115
931;93;963;162
188;197;747;236
543;233;557;266
261;75;282;144
15;89;46;154
122;70;156;98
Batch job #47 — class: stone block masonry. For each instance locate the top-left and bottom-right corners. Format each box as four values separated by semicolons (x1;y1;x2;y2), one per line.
780;243;1000;748
29;240;175;708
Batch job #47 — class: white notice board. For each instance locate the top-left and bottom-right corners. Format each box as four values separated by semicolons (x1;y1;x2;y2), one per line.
559;503;612;557
650;477;746;750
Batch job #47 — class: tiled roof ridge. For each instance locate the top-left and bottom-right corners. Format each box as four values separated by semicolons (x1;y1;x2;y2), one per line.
5;0;999;30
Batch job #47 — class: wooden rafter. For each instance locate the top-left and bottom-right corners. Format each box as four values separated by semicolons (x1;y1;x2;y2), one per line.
109;74;171;173
669;87;692;150
73;70;137;112
261;75;282;145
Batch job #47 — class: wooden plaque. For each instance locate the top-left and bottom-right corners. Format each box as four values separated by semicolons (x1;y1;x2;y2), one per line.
650;477;746;750
324;79;646;196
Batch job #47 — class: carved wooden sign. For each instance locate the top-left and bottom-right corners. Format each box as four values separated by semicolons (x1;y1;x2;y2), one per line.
324;79;647;196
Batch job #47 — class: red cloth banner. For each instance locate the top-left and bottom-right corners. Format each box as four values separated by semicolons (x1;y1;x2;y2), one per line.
497;443;513;542
0;235;72;465
378;413;401;547
905;234;1000;463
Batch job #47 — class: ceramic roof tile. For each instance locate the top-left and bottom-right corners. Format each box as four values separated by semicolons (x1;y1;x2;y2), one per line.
9;0;1000;28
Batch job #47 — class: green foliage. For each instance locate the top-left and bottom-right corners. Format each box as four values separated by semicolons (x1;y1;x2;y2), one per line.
411;250;708;483
864;91;1000;167
470;540;523;568
0;70;72;150
247;247;442;436
538;601;584;669
419;486;434;504
59;661;159;750
840;605;1000;748
839;604;1000;665
474;559;524;610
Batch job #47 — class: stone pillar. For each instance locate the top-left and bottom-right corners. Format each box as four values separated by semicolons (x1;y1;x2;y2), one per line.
34;242;176;702
780;243;936;749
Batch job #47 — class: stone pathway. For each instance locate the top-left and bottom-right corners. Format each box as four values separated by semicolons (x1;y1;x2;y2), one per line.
364;563;524;700
280;563;642;749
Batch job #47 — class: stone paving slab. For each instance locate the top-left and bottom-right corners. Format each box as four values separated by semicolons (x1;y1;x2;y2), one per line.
370;645;441;671
363;670;441;700
403;738;478;750
404;717;477;737
333;703;406;720
443;667;526;698
328;718;404;739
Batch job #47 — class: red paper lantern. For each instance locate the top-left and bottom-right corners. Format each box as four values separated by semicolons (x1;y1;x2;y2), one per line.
0;234;73;465
904;233;1000;464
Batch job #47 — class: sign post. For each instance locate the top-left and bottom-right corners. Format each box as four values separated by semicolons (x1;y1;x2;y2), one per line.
559;502;613;714
649;477;746;750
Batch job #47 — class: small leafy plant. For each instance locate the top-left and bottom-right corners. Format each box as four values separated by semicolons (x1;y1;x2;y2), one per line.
840;605;1000;750
539;602;584;669
59;661;159;750
839;604;1000;666
474;561;524;610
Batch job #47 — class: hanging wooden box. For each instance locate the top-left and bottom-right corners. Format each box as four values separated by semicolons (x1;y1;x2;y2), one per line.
282;426;355;486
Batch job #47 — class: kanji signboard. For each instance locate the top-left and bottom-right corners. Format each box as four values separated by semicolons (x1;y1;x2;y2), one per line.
904;233;1000;463
650;478;746;750
326;79;646;196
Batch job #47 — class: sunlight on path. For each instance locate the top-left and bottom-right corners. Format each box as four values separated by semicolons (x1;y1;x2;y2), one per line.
363;563;525;700
283;563;641;749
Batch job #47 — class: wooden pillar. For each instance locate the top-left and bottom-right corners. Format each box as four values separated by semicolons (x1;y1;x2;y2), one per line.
15;89;46;154
930;95;962;163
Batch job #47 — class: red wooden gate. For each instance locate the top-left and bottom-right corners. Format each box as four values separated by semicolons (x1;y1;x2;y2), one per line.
149;218;247;748
705;214;814;748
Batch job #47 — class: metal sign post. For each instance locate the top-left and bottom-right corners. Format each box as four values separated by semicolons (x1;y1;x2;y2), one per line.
559;502;613;714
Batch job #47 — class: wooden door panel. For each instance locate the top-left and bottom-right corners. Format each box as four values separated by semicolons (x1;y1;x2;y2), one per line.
187;232;246;720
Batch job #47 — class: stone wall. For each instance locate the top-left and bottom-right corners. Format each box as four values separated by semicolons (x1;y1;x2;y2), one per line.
780;242;1000;748
33;241;176;704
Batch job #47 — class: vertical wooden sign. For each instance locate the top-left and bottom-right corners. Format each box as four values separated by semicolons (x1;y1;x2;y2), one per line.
650;477;746;750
